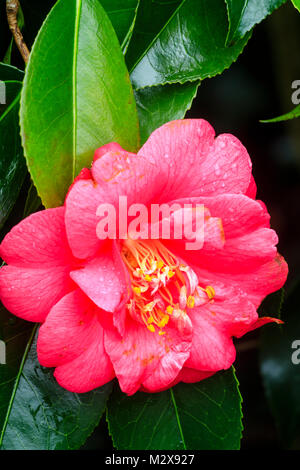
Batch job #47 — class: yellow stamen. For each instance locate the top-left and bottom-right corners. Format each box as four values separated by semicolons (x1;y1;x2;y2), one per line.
206;286;215;300
158;315;169;328
166;305;174;315
121;239;211;335
187;295;195;308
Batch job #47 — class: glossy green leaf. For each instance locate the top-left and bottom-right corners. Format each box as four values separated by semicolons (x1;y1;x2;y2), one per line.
260;282;300;448
225;0;287;45
291;0;300;12
100;0;139;50
258;288;285;321
0;63;24;82
20;0;140;208
0;80;27;229
0;305;33;426
135;81;200;145
3;39;13;66
107;368;242;450
125;0;182;71
129;0;251;89
260;104;300;123
0;331;113;450
23;182;42;218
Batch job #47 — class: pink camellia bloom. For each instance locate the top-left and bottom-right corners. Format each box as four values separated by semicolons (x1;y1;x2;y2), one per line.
0;119;288;395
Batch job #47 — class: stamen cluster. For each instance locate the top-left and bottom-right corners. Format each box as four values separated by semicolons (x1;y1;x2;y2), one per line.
121;239;215;335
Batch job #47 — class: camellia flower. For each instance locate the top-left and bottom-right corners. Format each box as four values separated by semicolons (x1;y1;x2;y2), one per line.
0;119;288;395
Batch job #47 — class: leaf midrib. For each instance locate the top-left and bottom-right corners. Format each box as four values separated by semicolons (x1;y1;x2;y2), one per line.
72;0;82;181
0;325;37;447
128;0;188;75
169;388;187;450
227;0;249;43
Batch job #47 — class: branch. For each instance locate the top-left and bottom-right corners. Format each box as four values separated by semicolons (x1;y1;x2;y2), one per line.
6;0;30;64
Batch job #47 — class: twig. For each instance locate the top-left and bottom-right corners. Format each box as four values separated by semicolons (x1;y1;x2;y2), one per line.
6;0;30;64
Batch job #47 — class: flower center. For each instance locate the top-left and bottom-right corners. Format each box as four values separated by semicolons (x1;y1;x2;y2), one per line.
121;239;215;334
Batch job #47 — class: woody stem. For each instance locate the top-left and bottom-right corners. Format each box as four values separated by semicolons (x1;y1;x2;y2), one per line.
6;0;30;64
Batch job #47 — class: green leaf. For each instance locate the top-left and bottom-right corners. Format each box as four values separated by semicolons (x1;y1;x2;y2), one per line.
260;104;300;123
107;368;242;450
225;0;287;45
0;80;27;229
0;330;113;450
0;63;24;82
135;81;200;145
129;0;251;89
2;40;14;66
125;0;183;71
0;305;33;426
258;288;285;321
23;182;42;218
100;0;139;50
291;0;300;12
260;282;300;448
20;0;140;208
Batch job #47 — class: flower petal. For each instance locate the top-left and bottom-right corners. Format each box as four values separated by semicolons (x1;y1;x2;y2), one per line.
54;329;115;393
90;150;164;206
37;290;101;367
193;253;288;308
185;316;236;372
165;194;276;273
184;281;275;371
170;193;271;238
145;206;225;252
64;178;107;259
185;298;243;371
65;152;164;259
138;119;252;199
174;367;215;384
93;142;124;161
193;227;278;273
0;207;73;267
104;314;192;395
0;265;74;322
70;242;130;312
240;316;283;336
197;286;258;337
245;174;257;199
140;368;214;392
